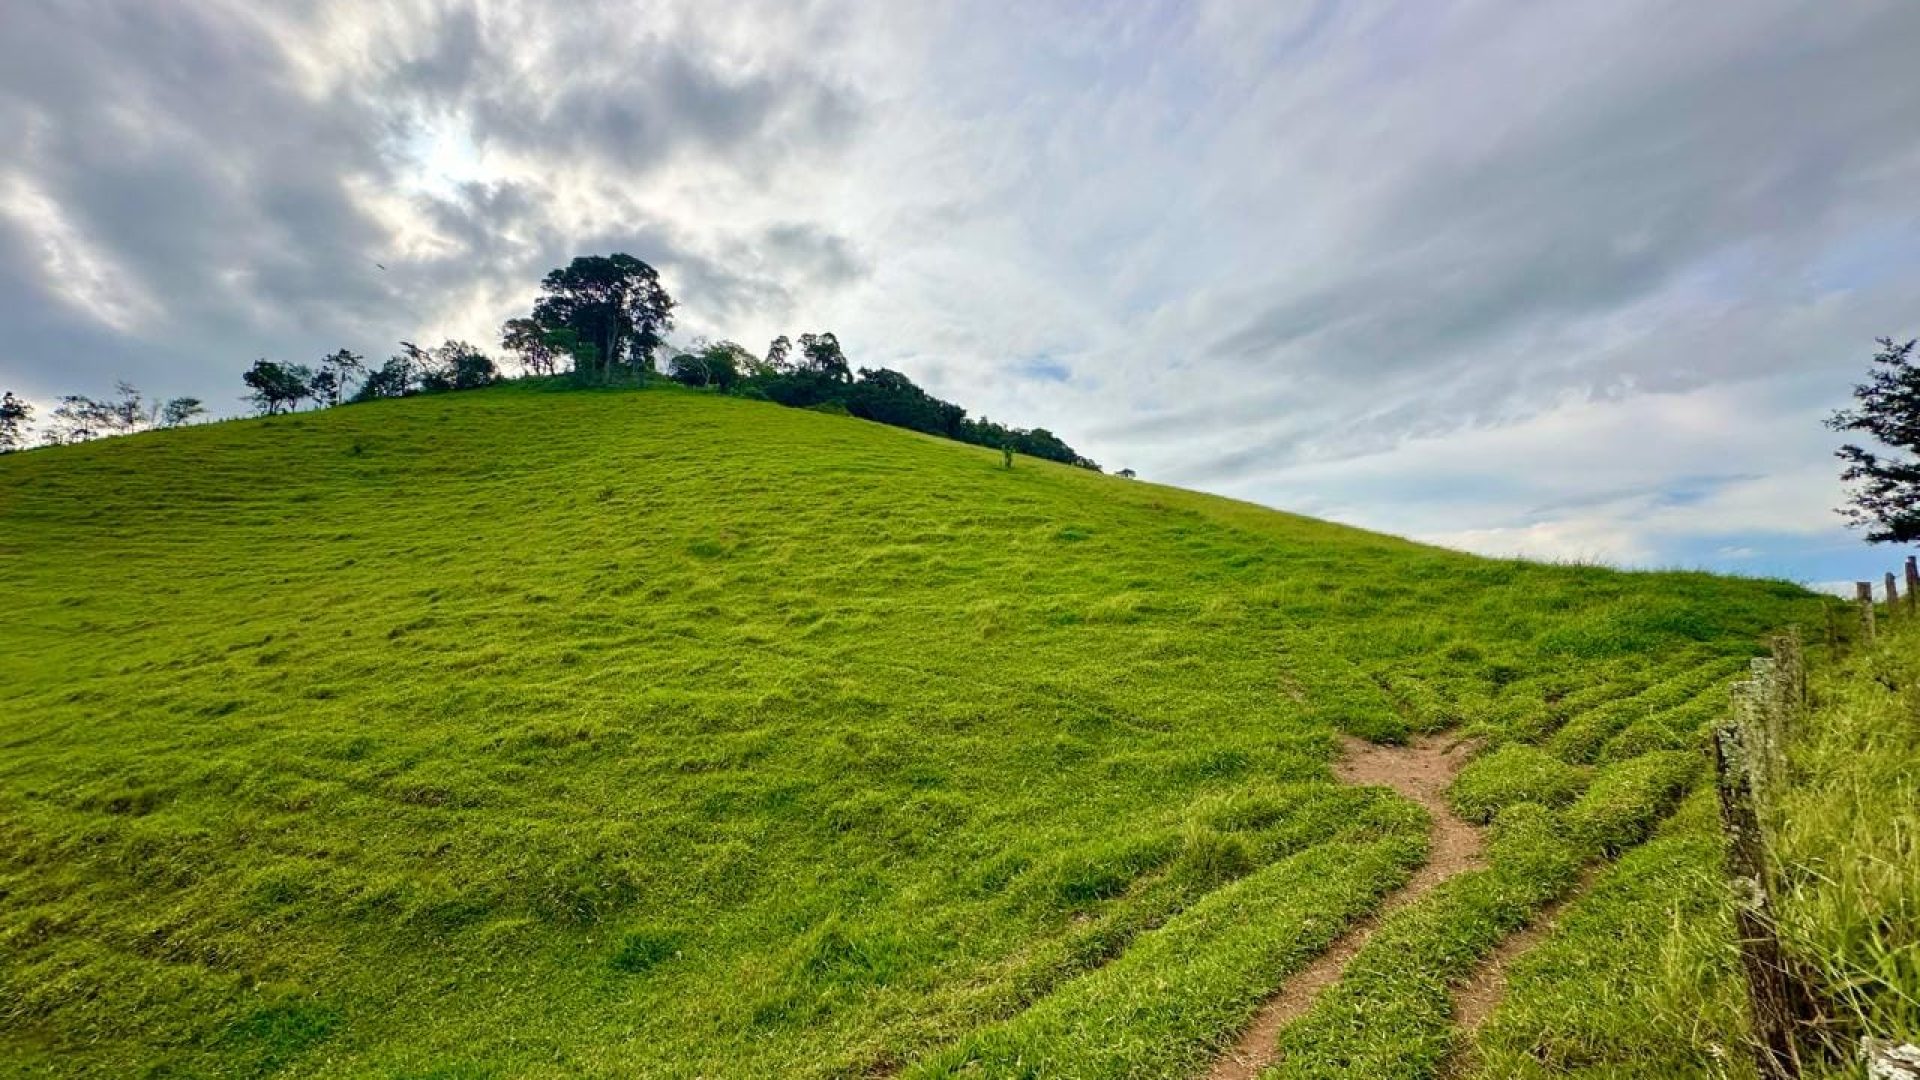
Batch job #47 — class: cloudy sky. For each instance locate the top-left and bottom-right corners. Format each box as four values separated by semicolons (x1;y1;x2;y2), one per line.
4;1;1917;588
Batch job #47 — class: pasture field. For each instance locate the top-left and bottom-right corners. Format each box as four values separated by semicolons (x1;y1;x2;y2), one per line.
0;382;1820;1077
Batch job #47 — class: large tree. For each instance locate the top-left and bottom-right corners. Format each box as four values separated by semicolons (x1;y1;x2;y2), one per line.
1828;337;1920;543
0;391;32;452
525;254;675;382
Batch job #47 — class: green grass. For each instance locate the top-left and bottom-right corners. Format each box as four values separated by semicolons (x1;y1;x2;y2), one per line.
1263;745;1703;1080
1773;618;1920;1064
1465;619;1920;1080
1450;744;1590;824
1268;802;1587;1079
1465;794;1758;1080
0;381;1819;1077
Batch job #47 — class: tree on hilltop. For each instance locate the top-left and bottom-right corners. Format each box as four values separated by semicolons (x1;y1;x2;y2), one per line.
521;254;676;383
764;335;792;375
797;332;852;383
1829;337;1920;543
501;317;593;377
352;354;417;402
312;349;367;407
409;340;499;393
0;392;32;452
104;382;148;433
242;360;313;415
158;397;205;427
669;340;750;390
42;395;108;444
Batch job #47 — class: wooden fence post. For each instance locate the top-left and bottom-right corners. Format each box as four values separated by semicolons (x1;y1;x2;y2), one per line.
1887;573;1901;619
1906;557;1919;617
1858;582;1877;641
1774;629;1806;712
1715;706;1803;1080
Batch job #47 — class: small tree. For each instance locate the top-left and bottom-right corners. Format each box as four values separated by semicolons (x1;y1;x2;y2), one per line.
501;317;566;376
449;343;499;390
242;360;312;415
408;340;497;392
42;395;109;445
352;355;416;401
764;335;792;375
668;352;707;387
1828;337;1920;543
314;349;366;406
0;391;32;452
669;343;744;391
104;381;149;434
158;398;205;427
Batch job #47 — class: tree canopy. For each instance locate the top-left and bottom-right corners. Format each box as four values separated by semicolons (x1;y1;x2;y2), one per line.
242;360;312;416
519;254;675;382
19;251;1095;471
0;392;32;453
1828;337;1920;543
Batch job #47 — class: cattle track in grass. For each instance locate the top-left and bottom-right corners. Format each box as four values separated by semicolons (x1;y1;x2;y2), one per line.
1203;733;1483;1080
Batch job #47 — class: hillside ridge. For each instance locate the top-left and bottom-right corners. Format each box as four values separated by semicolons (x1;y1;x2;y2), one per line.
1;384;1820;1078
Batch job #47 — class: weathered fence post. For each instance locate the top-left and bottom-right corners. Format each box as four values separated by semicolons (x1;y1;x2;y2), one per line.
1887;573;1901;619
1858;582;1877;641
1774;629;1806;712
1715;697;1802;1080
1906;556;1919;616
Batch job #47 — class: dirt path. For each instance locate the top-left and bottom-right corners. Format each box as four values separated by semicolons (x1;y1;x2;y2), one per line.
1443;867;1601;1080
1202;734;1484;1080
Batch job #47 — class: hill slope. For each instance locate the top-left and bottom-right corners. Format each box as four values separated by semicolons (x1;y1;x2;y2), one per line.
0;383;1817;1077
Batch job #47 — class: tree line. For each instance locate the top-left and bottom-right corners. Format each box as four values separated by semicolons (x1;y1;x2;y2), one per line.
1;253;1099;469
498;254;1099;468
0;383;203;450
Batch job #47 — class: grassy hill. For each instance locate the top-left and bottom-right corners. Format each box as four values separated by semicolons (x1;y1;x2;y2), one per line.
0;383;1820;1078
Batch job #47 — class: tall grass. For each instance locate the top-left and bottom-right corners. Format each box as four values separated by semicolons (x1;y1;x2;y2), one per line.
1773;618;1920;1057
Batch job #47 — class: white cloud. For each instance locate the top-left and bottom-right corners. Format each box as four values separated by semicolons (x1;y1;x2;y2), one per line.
1;0;1918;587
0;173;157;334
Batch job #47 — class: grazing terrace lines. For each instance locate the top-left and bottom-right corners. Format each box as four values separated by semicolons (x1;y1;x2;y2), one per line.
1203;734;1483;1080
